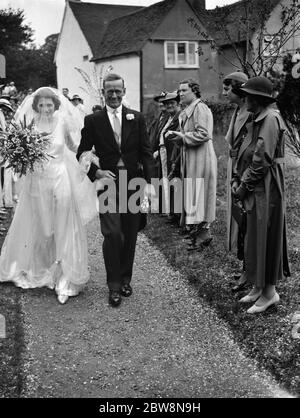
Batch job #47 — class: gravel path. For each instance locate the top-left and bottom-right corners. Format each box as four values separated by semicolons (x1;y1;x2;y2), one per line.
20;217;292;398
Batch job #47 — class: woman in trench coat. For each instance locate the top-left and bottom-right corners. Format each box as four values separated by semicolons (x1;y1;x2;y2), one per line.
232;77;290;314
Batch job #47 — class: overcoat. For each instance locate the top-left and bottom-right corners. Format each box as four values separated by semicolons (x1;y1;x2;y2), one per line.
225;105;251;252
235;105;290;287
179;99;217;225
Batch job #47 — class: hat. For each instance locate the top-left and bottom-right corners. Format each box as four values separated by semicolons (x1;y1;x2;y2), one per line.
223;71;249;84
1;94;11;100
71;94;81;101
0;98;13;111
239;76;276;100
160;91;180;103
153;91;168;102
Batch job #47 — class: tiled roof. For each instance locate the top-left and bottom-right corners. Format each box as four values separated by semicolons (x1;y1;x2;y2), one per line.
68;0;143;55
194;0;282;46
92;0;177;61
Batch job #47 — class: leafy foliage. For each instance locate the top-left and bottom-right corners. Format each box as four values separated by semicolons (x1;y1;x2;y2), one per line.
74;64;114;107
277;53;300;156
0;7;58;90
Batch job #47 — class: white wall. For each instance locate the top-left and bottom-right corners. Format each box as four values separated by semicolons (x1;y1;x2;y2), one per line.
95;55;141;111
55;3;96;113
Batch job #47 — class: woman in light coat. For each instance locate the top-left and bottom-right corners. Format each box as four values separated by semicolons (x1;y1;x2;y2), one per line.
166;79;217;250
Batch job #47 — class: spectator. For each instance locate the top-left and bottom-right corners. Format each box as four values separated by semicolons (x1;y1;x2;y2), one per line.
0;98;18;208
62;87;71;101
166;79;217;250
148;91;169;177
233;76;290;313
71;94;86;128
222;71;251;292
153;91;181;219
92;104;102;114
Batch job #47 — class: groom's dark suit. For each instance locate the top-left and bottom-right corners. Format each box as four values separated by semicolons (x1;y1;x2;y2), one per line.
77;105;155;295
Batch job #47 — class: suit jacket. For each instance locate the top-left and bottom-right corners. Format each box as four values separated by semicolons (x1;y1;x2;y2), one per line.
77;105;156;183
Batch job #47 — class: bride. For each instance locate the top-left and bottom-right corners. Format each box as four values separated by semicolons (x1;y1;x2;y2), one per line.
0;87;97;304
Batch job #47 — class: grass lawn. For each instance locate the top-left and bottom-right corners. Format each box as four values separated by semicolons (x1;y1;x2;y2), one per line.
0;208;25;398
144;133;300;396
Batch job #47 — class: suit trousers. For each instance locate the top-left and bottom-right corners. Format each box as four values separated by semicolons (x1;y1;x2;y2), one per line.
99;168;142;291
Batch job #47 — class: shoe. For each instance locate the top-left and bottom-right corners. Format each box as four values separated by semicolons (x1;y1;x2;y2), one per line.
247;293;280;314
239;290;262;303
109;290;122;307
121;283;132;297
57;294;69;304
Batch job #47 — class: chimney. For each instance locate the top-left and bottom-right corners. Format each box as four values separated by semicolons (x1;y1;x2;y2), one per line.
191;0;206;11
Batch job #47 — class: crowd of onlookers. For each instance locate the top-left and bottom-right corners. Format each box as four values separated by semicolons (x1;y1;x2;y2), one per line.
148;80;217;252
147;73;290;314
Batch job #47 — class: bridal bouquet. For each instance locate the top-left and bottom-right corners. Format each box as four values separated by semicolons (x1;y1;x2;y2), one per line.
0;123;52;176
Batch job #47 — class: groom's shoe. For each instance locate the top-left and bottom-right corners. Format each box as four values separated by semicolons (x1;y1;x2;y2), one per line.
109;290;122;307
121;284;132;297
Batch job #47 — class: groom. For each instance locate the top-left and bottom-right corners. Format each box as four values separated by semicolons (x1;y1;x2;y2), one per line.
77;73;156;307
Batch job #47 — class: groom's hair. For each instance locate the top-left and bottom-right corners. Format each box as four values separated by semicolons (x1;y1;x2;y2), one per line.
103;73;125;89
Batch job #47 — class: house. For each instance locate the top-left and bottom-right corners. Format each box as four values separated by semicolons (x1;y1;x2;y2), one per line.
54;0;142;111
91;0;220;113
196;0;300;79
55;0;300;115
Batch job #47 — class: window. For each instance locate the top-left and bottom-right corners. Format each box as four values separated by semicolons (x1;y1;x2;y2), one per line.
164;41;199;68
262;35;281;58
83;55;89;61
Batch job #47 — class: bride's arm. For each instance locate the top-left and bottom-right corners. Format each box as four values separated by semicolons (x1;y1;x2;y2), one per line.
64;124;79;153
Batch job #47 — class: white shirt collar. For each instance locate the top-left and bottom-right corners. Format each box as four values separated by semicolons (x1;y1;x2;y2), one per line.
106;104;122;114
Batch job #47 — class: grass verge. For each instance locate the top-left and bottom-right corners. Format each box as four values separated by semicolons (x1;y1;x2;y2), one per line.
0;209;25;398
144;150;300;396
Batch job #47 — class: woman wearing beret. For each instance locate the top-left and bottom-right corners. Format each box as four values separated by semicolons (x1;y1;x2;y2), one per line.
232;76;290;313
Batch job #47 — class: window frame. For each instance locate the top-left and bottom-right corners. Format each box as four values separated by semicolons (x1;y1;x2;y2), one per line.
164;41;199;69
262;35;282;58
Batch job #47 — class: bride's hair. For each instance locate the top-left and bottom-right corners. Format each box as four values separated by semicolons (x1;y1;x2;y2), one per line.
32;88;61;113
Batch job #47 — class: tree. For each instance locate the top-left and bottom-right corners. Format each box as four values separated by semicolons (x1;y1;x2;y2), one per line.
0;7;35;88
188;0;300;77
37;33;58;87
277;52;300;157
0;7;33;50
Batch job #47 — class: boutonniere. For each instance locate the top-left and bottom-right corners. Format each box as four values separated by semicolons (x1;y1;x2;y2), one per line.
126;113;135;121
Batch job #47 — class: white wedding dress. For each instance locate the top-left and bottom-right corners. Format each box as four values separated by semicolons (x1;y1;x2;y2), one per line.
0;114;97;298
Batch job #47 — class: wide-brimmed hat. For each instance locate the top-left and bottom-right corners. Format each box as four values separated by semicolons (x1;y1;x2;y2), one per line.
239;76;276;101
153;91;168;102
223;71;248;84
71;94;82;101
0;98;13;111
160;91;180;103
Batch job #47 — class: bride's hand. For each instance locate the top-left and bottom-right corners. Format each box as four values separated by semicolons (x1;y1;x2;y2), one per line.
95;169;116;180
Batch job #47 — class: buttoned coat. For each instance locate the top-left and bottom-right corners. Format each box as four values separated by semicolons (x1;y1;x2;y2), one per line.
236;105;290;287
179;99;217;225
